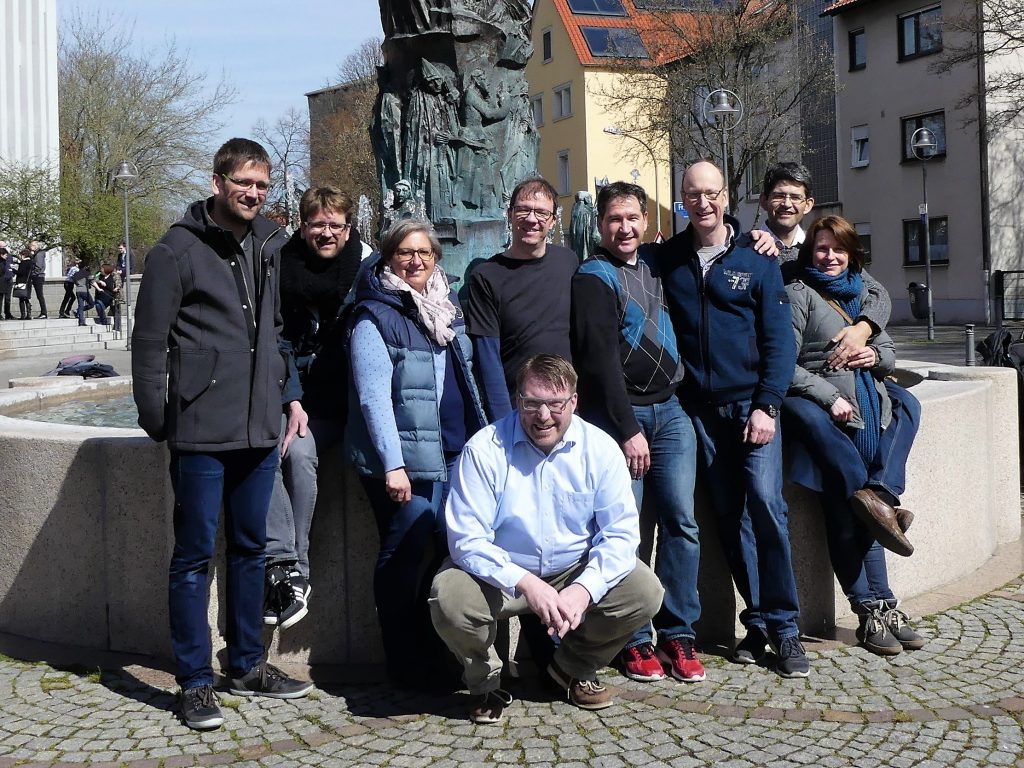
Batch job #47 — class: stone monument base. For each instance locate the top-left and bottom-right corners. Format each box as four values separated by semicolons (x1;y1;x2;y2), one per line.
434;217;508;295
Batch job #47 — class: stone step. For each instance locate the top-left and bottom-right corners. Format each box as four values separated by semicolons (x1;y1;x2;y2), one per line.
0;338;124;360
0;325;114;341
0;331;120;350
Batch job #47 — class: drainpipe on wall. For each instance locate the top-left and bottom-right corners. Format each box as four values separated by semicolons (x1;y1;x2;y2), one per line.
975;0;993;324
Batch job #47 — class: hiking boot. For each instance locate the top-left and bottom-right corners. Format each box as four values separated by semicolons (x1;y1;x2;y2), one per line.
882;600;926;650
656;637;706;682
855;601;903;656
278;569;311;630
262;565;289;626
180;684;223;730
228;661;313;699
772;635;810;678
850;489;914;557
731;627;768;665
619;643;666;682
548;661;613;710
469;688;513;724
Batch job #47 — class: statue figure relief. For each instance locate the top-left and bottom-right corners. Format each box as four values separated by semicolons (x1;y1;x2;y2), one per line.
459;68;509;214
402;60;461;221
569;191;598;262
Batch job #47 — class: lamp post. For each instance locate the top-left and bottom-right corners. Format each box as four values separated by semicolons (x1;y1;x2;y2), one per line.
603;126;661;239
113;161;137;350
911;127;937;341
702;88;744;212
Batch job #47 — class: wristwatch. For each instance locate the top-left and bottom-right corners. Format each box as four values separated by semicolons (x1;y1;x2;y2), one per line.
754;404;779;419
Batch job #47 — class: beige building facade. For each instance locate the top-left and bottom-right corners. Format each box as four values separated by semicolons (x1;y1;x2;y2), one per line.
828;0;1019;322
527;0;672;242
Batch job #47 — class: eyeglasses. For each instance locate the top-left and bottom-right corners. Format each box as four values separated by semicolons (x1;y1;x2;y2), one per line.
221;173;271;194
518;394;574;414
306;221;351;234
768;192;808;204
682;187;725;204
394;248;435;263
512;206;555;223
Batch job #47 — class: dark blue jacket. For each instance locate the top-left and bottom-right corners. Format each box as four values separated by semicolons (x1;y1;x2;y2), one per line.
345;257;487;481
642;219;795;410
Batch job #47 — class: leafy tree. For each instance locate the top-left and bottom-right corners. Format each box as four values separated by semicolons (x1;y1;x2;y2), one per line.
58;11;236;261
591;0;834;211
0;161;61;248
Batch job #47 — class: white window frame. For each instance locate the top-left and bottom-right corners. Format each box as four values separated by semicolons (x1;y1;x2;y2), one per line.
542;27;553;63
553;82;573;121
531;94;544;128
557;150;571;196
851;124;870;168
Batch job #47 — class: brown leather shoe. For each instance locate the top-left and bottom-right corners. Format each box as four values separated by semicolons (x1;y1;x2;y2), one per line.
548;662;614;710
896;508;914;533
468;688;513;724
851;489;914;557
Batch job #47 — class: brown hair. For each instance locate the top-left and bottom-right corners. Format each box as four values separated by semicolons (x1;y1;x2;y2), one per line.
515;354;578;396
798;215;866;273
299;186;353;224
379;220;442;263
212;138;271;177
509;177;558;211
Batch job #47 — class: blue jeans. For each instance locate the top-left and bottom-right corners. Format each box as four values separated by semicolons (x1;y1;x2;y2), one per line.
76;293;99;325
782;381;920;502
266;415;343;578
691;400;800;641
168;447;278;689
625;395;700;646
360;452;459;686
95;294;120;330
819;489;895;607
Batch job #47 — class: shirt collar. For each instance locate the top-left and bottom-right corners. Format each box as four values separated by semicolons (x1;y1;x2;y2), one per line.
510;412;581;454
760;220;806;247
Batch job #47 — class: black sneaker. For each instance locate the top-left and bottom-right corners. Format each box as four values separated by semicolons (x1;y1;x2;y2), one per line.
228;661;313;699
856;602;903;656
730;627;768;665
278;569;310;630
180;684;224;730
772;635;810;679
263;565;288;626
882;601;926;650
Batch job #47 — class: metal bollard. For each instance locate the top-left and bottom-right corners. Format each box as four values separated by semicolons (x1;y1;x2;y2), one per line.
965;323;976;366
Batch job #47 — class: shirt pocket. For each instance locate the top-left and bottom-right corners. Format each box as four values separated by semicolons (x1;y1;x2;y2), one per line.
556;490;596;537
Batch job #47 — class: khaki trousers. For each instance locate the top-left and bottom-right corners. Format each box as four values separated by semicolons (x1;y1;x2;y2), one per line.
429;558;664;694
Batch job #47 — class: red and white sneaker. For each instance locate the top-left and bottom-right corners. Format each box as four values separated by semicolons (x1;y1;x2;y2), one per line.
619;643;667;682
656;637;706;682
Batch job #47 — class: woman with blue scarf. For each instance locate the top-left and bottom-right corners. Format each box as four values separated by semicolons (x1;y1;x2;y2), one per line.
782;216;926;657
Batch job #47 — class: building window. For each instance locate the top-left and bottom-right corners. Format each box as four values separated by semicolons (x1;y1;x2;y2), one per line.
855;223;873;266
542;28;552;62
849;29;866;70
903;216;949;265
899;6;942;61
531;95;544;128
579;27;649;59
745;152;768;199
851;124;870;167
566;0;627;16
557;151;571;196
901;111;946;161
553;83;573;120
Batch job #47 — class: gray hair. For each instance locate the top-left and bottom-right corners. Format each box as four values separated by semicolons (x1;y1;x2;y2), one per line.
379;220;443;262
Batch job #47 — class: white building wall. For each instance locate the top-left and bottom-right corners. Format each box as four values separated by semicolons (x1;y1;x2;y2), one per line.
1;0;61;274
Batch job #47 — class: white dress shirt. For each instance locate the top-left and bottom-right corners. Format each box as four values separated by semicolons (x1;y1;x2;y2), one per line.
444;412;639;603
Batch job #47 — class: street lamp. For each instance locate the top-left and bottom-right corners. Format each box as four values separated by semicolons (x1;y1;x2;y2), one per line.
113;161;137;350
603;126;662;240
911;127;937;341
702;88;744;211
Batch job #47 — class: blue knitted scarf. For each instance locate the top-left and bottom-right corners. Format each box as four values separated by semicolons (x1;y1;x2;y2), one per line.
801;267;881;464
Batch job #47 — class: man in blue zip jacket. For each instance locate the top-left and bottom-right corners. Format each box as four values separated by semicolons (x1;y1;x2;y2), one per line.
645;160;805;678
132;138;312;731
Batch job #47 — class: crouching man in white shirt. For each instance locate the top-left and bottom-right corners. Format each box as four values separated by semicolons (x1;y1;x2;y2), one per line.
429;353;664;724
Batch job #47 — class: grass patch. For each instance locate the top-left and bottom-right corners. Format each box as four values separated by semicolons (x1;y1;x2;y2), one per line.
40;673;73;693
220;697;242;710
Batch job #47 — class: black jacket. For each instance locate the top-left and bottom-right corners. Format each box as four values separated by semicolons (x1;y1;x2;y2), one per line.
131;198;296;451
279;227;364;419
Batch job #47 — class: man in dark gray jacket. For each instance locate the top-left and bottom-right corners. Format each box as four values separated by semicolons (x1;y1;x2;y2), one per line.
132;138;312;732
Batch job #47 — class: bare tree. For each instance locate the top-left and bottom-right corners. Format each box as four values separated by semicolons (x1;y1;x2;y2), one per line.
935;0;1024;133
58;11;237;260
337;37;384;85
254;107;310;229
591;0;835;211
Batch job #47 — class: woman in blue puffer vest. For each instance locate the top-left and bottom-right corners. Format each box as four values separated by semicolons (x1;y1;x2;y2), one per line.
346;219;490;692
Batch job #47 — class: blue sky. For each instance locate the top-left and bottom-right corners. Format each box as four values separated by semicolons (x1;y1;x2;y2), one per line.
58;0;385;147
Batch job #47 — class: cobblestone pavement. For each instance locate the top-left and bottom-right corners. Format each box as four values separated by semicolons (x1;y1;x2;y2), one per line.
3;575;1024;767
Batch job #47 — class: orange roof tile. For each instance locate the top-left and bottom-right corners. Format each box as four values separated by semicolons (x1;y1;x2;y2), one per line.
822;0;875;15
